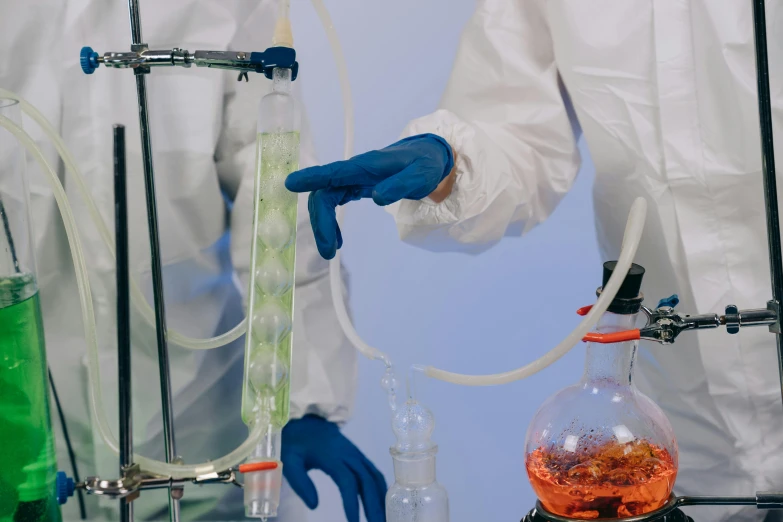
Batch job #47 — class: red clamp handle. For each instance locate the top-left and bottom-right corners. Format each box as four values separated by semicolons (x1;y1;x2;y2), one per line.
582;330;641;343
577;305;641;342
577;305;593;316
238;461;279;474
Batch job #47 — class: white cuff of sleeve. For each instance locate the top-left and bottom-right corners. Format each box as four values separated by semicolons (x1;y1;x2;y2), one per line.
388;111;474;218
386;110;506;248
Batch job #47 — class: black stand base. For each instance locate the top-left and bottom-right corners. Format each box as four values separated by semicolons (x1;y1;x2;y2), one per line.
522;507;694;522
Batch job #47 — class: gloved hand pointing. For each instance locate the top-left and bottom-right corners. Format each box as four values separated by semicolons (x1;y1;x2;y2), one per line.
285;133;455;259
282;415;388;522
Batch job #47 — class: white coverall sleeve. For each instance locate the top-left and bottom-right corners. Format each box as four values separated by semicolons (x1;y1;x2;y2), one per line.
389;0;581;252
216;7;357;425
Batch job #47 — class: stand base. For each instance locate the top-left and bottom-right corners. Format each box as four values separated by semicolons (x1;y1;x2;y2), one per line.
522;509;693;522
523;496;694;522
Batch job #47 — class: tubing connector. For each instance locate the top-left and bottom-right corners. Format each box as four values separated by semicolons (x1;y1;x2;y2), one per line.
273;16;294;48
243;463;284;519
249;47;299;81
242;433;285;519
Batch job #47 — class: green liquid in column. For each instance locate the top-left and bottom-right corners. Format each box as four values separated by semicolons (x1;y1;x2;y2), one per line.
0;274;61;522
242;132;300;429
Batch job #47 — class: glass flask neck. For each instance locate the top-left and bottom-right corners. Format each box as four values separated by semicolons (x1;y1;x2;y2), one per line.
272;68;292;94
390;448;438;487
582;311;638;385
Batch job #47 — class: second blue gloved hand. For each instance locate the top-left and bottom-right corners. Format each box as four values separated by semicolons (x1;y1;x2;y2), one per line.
282;415;388;522
285;133;454;259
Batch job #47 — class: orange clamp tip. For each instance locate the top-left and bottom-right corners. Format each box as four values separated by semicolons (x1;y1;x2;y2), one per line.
582;330;641;344
577;305;593;316
239;462;279;474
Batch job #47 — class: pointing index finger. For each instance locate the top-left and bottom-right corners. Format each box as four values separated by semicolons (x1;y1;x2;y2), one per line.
286;163;339;192
286;147;409;193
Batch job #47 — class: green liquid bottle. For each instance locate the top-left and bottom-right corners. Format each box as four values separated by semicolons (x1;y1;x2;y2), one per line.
0;98;60;522
0;275;61;522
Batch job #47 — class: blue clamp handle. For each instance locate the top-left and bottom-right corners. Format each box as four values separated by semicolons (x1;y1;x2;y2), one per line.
80;47;100;75
657;294;680;309
250;46;299;81
56;471;75;505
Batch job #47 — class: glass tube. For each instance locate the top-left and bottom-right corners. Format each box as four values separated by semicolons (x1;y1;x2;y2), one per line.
0;98;61;521
241;68;301;519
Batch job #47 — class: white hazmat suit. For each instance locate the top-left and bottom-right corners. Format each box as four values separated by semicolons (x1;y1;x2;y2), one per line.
391;1;783;520
1;0;356;519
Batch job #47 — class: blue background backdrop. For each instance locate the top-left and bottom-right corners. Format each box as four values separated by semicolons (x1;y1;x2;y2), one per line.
291;0;602;519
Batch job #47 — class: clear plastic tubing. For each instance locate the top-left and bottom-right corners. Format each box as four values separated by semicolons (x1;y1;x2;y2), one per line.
310;0;645;381
307;0;391;366
0;86;246;350
241;67;300;519
0;0;359;355
415;197;648;386
0;0;366;478
0;113;271;478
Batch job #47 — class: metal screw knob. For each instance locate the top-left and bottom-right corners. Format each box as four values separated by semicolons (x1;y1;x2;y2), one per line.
56;471;75;505
80;46;100;74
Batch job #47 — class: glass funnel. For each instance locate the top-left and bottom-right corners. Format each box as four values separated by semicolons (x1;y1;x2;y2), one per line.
524;262;677;520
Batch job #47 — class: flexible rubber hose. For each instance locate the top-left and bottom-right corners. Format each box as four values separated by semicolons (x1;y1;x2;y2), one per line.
0;1;360;357
418;197;648;386
0;0;375;477
307;0;392;365
0;87;246;350
0;114;265;478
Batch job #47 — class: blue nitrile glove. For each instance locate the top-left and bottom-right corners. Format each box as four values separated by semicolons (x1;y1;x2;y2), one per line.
285;133;454;259
282;414;388;522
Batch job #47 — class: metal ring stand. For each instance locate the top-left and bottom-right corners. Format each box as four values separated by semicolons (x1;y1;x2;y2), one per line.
522;495;693;522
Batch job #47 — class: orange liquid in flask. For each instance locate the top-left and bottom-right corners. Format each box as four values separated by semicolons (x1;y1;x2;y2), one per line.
526;439;677;519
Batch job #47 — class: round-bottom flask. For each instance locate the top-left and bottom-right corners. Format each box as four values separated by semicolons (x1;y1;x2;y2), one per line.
524;263;678;520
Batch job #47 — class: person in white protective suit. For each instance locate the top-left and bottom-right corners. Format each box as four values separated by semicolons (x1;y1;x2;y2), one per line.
286;1;783;521
1;1;386;521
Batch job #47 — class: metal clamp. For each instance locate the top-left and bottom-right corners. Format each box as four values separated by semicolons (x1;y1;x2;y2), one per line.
193;469;243;489
80;45;299;81
637;305;721;344
580;298;779;344
755;491;783;510
77;467;243;500
768;300;782;334
638;303;777;344
79;464;144;500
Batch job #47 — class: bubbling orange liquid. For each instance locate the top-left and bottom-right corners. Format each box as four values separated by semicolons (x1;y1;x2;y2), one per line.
526;440;677;519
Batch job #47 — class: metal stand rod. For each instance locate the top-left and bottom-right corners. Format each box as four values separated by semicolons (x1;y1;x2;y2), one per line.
128;0;142;45
131;73;178;468
752;0;783;405
676;496;757;507
126;1;180;520
114;125;133;522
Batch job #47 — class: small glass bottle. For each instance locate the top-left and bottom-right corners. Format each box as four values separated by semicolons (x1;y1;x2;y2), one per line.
524;262;678;520
386;400;449;522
